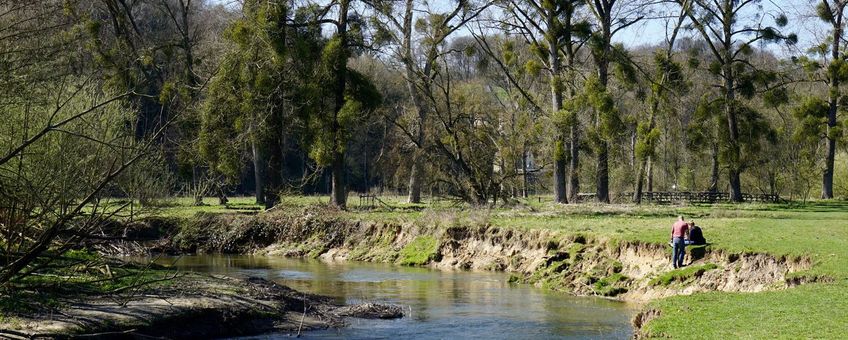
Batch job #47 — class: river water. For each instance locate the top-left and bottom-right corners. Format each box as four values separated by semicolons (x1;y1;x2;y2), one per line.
156;255;635;339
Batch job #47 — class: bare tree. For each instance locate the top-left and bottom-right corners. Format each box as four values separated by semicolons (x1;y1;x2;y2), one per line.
365;0;491;204
634;3;689;203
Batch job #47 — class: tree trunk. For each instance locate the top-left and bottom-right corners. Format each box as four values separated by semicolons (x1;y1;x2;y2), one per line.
331;151;346;207
823;9;842;199
563;3;579;204
634;161;646;204
595;57;611;204
823;136;836;199
401;0;427;204
252;139;265;205
595;7;612;204
554;151;567;202
634;97;659;204
708;142;719;193
723;4;742;203
522;148;529;198
630;131;637;166
407;151;422;203
597;142;610;203
548;7;567;204
646;156;654;192
568;124;580;202
330;0;350;209
729;168;742;202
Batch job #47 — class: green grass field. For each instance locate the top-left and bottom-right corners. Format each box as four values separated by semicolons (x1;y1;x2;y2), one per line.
138;195;848;338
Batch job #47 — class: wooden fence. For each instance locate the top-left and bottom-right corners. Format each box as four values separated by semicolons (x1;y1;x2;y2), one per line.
616;191;781;204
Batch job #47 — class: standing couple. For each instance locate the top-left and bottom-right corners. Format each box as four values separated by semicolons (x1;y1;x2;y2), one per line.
670;216;706;268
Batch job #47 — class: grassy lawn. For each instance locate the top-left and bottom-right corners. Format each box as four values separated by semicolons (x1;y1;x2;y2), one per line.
138;195;848;338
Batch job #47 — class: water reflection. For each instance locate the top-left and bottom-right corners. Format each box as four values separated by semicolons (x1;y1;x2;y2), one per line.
150;255;635;339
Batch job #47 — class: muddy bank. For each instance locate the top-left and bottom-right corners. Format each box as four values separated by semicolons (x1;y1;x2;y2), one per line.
128;209;814;304
0;273;402;339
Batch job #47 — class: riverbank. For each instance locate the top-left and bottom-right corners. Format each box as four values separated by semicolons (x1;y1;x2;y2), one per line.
0;272;403;338
152;207;816;300
89;198;848;338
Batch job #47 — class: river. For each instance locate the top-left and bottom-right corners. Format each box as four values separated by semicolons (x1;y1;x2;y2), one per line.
154;255;636;339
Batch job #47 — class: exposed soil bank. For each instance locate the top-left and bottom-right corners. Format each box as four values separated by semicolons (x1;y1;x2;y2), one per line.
137;210;814;303
0;274;402;339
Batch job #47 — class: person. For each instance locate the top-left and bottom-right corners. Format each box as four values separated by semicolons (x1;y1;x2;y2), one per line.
686;222;706;245
670;216;689;268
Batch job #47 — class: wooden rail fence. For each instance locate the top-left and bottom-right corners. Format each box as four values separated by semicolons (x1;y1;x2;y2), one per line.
616;191;781;203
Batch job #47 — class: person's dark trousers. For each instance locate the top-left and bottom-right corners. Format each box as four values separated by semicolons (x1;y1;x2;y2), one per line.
672;237;686;268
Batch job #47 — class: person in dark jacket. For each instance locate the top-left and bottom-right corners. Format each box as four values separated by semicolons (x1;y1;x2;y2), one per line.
686;222;706;245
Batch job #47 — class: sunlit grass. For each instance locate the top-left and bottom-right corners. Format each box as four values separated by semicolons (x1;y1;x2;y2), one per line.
643;283;848;339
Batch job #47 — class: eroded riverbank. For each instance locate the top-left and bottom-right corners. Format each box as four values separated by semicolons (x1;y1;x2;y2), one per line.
149;209;812;302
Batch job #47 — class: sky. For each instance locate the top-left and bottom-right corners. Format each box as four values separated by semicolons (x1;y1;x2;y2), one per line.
613;0;825;56
208;0;829;56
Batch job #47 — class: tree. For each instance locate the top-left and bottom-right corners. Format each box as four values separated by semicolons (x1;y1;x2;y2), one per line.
459;36;545;198
200;0;317;207
633;6;689;203
0;0;160;283
477;0;589;203
365;0;490;204
70;0;189;140
423;56;525;205
301;0;381;208
796;0;848;199
676;0;796;202
68;0;229;205
583;0;645;203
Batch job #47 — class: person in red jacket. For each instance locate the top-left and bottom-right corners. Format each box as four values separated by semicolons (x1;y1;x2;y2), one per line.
670;216;689;268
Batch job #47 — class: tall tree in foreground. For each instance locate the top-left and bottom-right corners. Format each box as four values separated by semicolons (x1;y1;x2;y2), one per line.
676;0;796;202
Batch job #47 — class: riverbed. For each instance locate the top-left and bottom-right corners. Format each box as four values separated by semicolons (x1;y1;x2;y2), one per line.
154;255;636;339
